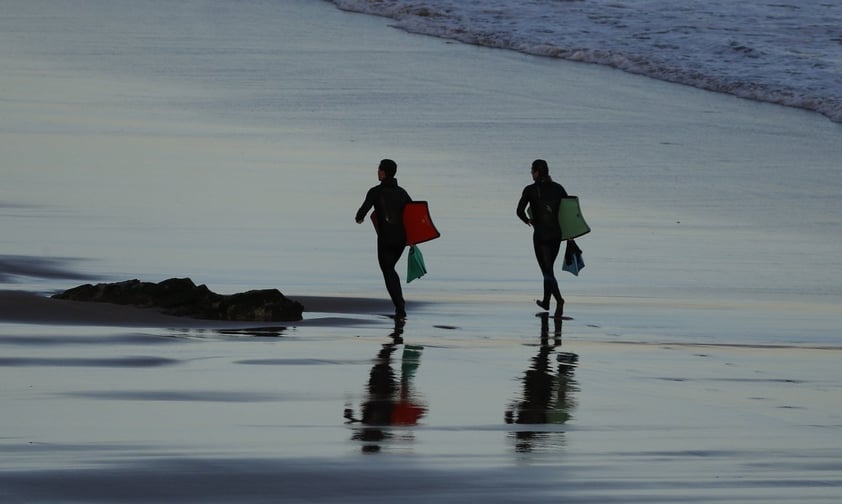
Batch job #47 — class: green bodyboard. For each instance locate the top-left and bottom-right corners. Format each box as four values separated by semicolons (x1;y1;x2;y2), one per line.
559;196;590;240
407;245;427;283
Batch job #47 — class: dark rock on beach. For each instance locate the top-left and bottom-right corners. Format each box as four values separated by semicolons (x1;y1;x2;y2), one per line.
52;278;304;322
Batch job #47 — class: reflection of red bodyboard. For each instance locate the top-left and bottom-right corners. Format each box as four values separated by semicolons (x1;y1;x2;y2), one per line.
370;201;440;245
391;400;426;425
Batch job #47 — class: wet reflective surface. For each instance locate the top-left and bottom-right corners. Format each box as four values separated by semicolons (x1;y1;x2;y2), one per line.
505;314;579;453
2;309;841;503
345;320;429;452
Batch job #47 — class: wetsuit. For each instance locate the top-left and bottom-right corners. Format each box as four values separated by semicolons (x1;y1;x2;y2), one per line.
516;177;568;307
356;177;412;316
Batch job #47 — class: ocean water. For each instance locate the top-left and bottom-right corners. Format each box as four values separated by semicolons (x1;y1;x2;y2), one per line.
331;0;842;123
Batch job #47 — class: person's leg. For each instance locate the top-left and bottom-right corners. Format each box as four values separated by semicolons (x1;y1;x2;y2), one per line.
533;238;552;309
378;242;406;317
545;239;565;317
533;238;563;312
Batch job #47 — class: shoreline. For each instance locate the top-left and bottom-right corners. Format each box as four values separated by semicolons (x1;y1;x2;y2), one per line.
2;289;840;351
327;1;842;124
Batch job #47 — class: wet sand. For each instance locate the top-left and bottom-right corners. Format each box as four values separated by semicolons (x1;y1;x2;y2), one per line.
1;282;841;503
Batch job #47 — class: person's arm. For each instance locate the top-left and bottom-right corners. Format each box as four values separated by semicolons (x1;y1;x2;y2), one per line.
355;188;375;224
516;187;531;225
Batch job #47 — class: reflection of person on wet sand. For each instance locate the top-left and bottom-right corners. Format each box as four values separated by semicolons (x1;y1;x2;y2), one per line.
344;322;426;452
505;313;578;452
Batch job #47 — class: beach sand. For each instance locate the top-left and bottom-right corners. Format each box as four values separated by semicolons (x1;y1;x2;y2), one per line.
1;274;840;502
2;0;841;502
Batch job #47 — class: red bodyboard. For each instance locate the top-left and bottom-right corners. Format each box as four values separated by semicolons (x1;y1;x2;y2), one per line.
370;201;440;245
403;201;440;245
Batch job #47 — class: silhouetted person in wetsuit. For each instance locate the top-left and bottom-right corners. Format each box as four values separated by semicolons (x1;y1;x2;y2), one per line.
356;159;412;319
516;159;568;318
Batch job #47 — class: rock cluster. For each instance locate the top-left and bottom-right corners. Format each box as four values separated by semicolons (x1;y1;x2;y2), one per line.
52;278;304;322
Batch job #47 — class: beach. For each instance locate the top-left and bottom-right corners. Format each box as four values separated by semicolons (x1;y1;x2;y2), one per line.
2;0;841;502
3;286;840;503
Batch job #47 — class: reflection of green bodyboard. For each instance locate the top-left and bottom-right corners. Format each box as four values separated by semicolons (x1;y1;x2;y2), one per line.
559;197;590;240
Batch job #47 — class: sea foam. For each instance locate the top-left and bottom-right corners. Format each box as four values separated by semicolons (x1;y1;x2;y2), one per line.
329;0;842;123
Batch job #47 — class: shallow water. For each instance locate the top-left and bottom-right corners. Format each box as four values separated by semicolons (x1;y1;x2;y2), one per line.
2;309;841;503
